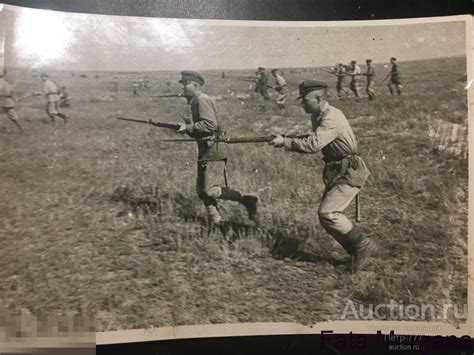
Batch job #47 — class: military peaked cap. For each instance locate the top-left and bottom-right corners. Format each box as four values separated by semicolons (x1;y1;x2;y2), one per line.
296;80;328;99
179;71;205;85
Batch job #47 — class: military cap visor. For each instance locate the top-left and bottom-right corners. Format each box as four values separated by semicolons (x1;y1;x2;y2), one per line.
296;80;328;99
178;71;205;85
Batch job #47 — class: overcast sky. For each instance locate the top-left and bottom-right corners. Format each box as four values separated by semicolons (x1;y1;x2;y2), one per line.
1;5;468;71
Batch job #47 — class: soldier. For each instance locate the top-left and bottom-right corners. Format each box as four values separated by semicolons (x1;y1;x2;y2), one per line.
364;59;376;101
268;80;375;273
271;69;289;110
59;86;71;107
385;57;402;95
335;63;350;99
347;60;361;100
255;67;270;101
132;81;140;96
176;71;258;227
39;73;68;124
0;71;23;132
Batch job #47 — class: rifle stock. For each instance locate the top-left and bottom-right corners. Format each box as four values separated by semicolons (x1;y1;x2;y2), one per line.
116;117;180;130
152;93;184;98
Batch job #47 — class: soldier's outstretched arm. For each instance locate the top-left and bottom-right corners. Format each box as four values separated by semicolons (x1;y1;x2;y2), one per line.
277;118;339;153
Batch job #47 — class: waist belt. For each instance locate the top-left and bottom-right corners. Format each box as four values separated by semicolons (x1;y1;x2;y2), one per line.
324;154;360;169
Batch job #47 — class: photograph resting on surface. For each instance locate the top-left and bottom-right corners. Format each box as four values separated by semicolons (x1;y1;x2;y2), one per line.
0;4;470;334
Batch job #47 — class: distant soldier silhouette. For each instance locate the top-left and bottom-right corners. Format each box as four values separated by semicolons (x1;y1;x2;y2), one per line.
39;73;68;124
335;63;350;99
0;70;23;132
271;69;289;110
364;59;376;101
385;57;402;95
59;86;71;107
255;67;270;101
347;60;361;100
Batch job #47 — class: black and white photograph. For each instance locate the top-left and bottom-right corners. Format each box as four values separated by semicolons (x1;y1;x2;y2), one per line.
0;3;471;344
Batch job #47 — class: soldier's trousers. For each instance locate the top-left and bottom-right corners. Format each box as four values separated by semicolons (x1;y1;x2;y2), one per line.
349;81;360;98
257;85;270;100
46;101;67;122
0;107;22;130
196;160;227;205
318;183;361;254
366;81;376;100
387;78;402;95
336;81;349;97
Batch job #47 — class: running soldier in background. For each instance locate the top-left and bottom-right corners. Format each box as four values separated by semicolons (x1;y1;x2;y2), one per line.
255;67;270;101
176;71;258;227
385;57;402;95
335;63;350;99
39;73;68;124
269;80;375;273
271;69;289;110
347;60;361;100
59;86;71;107
0;71;23;132
364;59;376;101
132;81;140;96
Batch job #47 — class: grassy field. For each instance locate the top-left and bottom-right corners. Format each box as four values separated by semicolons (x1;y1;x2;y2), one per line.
0;57;468;331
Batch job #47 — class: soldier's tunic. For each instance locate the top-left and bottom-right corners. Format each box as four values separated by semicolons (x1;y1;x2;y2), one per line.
185;92;227;206
365;65;376;100
43;79;61;116
348;64;361;98
0;78;21;129
283;102;370;241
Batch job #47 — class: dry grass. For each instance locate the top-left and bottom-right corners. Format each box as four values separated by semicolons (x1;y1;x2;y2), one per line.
0;57;468;331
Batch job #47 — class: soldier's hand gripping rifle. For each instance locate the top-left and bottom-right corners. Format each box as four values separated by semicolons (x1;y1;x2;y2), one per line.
116;117;180;130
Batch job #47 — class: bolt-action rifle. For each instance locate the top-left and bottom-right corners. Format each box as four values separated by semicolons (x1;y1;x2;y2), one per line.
161;134;309;144
151;93;184;98
116;117;180;130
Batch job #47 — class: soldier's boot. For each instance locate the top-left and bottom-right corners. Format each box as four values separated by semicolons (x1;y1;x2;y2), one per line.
57;113;68;124
344;227;377;273
206;204;223;226
220;187;258;220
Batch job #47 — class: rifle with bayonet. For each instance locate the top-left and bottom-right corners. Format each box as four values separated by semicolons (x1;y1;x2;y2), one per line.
161;134;309;144
116;117;180;130
151;93;184;98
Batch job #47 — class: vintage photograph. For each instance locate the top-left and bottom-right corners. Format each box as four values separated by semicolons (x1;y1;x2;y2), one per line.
0;4;470;337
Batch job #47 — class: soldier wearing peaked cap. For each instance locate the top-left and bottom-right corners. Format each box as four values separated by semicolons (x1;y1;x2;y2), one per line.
269;80;375;272
0;70;23;132
176;70;258;227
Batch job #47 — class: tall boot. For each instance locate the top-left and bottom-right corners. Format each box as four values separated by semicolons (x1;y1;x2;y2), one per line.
344;227;377;273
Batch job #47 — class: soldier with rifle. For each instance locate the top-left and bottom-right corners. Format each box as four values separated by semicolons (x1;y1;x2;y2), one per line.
175;71;258;226
347;60;361;100
271;69;289;110
255;67;270;101
384;57;402;95
0;70;23;132
334;63;350;99
268;80;375;273
38;73;68;124
363;59;376;101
